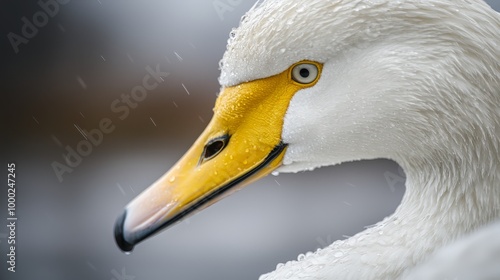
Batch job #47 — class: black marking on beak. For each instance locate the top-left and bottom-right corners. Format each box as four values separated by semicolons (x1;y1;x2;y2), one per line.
114;210;135;252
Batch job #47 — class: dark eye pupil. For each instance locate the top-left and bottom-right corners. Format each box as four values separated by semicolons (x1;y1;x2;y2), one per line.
299;68;310;78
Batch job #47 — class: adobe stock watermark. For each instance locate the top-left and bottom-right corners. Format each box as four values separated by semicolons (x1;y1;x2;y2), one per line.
51;64;169;182
7;0;71;54
384;165;406;192
111;267;135;280
213;0;242;20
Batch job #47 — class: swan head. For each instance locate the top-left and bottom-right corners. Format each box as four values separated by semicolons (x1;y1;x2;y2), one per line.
115;0;500;251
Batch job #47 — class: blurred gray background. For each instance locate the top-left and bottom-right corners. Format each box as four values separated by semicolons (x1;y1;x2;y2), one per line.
2;1;499;279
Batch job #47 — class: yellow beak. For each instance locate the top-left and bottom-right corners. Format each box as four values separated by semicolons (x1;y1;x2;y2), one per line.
114;61;322;252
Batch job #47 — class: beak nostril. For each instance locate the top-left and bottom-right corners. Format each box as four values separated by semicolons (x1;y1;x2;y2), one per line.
204;140;224;158
200;135;230;163
114;210;135;253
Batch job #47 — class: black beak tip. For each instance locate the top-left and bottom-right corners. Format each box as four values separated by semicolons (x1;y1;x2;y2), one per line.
114;210;135;252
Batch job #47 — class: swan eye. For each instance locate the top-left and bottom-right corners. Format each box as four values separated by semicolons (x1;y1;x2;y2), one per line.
291;63;318;84
201;135;229;163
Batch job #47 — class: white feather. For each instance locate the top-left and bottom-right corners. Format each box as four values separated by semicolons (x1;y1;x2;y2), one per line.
220;0;500;279
402;220;500;279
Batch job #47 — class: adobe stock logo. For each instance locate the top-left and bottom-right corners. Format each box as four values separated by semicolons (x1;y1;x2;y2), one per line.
7;0;71;54
51;64;169;182
213;0;242;21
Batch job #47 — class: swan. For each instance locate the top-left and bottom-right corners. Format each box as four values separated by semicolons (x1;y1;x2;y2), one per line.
114;0;500;279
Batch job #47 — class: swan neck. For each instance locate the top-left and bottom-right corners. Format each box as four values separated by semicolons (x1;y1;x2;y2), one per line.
395;157;500;239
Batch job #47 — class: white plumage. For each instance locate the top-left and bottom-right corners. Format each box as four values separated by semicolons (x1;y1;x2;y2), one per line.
219;0;500;279
403;220;500;279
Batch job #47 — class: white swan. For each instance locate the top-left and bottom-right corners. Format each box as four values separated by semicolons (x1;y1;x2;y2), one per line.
114;0;500;279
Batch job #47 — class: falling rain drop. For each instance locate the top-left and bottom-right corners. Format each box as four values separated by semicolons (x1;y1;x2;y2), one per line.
87;261;97;271
76;76;87;89
174;52;183;61
126;53;134;63
117;183;126;196
51;135;63;147
182;83;190;95
74;124;88;140
57;23;65;32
